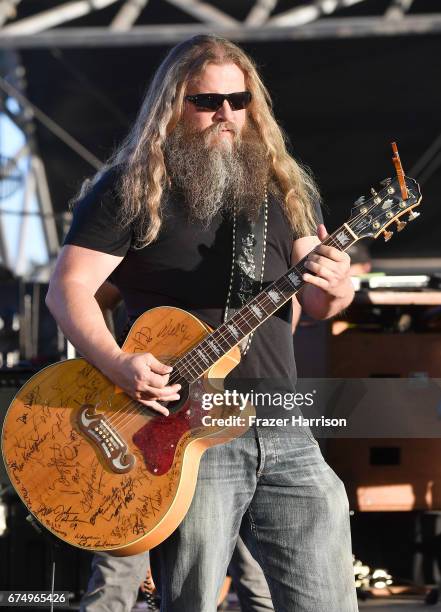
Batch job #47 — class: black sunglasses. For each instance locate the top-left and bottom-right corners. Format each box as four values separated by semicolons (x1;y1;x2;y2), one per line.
185;91;252;112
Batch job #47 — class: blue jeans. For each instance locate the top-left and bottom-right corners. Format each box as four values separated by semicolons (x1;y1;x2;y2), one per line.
80;536;272;611
228;535;273;611
81;427;357;612
80;550;150;611
151;427;357;611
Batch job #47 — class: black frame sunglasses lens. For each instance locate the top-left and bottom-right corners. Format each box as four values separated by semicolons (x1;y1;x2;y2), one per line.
186;92;251;111
227;91;251;110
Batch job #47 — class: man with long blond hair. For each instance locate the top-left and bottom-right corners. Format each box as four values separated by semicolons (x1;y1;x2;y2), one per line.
47;35;358;611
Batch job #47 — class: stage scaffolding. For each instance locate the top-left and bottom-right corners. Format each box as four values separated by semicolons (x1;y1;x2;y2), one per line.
0;0;440;46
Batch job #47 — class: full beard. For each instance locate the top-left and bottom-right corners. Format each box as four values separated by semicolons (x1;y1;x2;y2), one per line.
164;120;270;225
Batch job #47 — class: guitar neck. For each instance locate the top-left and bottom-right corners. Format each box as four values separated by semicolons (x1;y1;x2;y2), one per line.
177;223;359;383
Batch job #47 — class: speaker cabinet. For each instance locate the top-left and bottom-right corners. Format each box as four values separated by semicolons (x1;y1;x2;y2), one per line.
327;332;441;511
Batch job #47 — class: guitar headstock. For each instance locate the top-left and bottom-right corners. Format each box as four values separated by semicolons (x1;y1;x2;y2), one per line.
347;176;422;242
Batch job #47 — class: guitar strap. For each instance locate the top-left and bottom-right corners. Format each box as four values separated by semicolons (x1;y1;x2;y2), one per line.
224;197;268;354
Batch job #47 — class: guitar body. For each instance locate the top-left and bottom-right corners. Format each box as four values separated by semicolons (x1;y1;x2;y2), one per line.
1;307;252;555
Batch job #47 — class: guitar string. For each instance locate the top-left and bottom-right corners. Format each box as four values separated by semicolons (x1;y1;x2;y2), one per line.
107;189;408;431
108;197;396;426
107;191;411;431
79;184;413;431
107;237;339;430
107;247;315;429
107;261;339;430
107;286;296;429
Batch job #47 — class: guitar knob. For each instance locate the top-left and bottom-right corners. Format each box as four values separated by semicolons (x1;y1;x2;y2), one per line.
383;230;394;242
408;211;420;221
396;220;407;232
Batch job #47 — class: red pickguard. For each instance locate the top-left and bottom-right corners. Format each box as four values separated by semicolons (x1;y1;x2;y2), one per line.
132;399;205;475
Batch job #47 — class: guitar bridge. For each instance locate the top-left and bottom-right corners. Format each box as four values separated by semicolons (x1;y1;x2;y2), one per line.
77;404;135;473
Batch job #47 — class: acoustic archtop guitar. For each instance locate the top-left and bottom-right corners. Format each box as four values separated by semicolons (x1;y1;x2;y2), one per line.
2;157;422;556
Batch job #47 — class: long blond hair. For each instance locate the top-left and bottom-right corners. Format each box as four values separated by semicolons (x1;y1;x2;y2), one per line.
88;35;321;246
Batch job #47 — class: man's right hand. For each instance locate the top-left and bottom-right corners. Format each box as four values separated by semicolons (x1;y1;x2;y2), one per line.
107;352;181;416
45;246;180;418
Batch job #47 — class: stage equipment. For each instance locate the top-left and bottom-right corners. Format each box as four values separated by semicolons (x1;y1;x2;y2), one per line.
0;280;66;367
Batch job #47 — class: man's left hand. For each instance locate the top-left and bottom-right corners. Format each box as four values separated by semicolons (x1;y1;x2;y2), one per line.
302;224;351;299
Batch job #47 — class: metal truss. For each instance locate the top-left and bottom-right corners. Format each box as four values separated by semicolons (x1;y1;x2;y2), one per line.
0;63;104;275
0;51;61;274
0;0;439;46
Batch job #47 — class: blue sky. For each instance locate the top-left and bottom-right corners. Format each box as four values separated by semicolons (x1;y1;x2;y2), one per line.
1;99;49;275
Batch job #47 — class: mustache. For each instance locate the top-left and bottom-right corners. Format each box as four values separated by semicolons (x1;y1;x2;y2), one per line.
202;121;240;141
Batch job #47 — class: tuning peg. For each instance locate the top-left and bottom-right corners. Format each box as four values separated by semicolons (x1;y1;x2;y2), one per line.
371;188;378;197
396;219;407;232
380;178;392;186
408;211;420;222
354;196;365;206
383;230;394;242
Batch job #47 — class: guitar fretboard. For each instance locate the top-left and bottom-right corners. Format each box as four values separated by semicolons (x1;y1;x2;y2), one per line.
175;224;358;383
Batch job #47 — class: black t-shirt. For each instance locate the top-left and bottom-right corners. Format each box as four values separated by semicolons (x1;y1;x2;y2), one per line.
64;167;321;386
